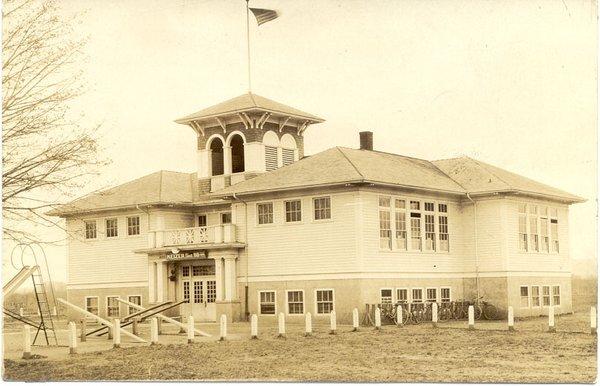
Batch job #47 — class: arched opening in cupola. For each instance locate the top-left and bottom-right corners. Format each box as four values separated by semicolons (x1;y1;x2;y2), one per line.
230;134;245;173
210;137;224;176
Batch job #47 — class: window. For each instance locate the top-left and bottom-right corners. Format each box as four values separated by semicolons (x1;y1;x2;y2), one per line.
257;202;274;225
198;215;207;227
265;146;278;171
182;266;190;277
313;197;331;220
552;286;561;306
192;265;215;276
379;206;392;250
316;289;334;314
440;287;451;303
193;281;203;304
438;215;449;252
518;204;528;252
540;213;549;253
394;199;407;250
285;200;302;222
529;205;539;252
127;216;140;236
424;214;436;251
106;218;118;238
410;213;422;251
206;280;216;303
426;288;437;303
287;291;304;314
542;285;551;306
86;297;99;315
282;148;295;166
551;218;559;253
183;281;190;301
84;220;97;239
259;291;276;315
107;296;120;317
221;212;232;224
424;202;435;212
396;288;408;303
380;289;393;304
531;286;540;307
520;286;529;308
411;288;423;303
127;295;141;315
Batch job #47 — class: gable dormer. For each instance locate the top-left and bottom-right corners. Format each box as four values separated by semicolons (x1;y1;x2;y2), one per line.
175;93;324;193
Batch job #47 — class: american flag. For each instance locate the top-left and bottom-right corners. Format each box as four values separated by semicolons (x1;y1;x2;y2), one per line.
249;8;279;26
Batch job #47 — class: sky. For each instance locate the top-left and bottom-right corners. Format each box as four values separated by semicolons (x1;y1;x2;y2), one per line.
3;0;597;283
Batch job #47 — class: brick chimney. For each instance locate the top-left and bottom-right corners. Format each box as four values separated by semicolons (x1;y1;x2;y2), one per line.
359;131;373;151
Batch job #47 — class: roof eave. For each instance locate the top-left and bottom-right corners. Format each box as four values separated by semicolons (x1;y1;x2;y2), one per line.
468;189;586;204
47;201;196;218
174;107;324;126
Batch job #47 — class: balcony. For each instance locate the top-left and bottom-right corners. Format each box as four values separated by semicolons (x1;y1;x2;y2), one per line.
147;224;237;249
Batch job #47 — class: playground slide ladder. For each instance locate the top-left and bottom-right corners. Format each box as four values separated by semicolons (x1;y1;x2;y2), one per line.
30;267;58;345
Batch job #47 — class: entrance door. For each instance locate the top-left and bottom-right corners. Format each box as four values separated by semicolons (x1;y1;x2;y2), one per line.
180;263;216;321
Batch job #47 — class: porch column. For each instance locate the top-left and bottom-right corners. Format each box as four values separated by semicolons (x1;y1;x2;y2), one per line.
156;261;167;303
148;261;156;303
223;257;237;301
214;257;224;302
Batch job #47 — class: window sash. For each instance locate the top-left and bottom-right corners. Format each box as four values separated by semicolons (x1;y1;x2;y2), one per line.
395;211;407;250
127;295;141;315
411;289;423;302
531;286;540;306
440;288;451;302
542;286;551;306
86;297;99;315
313;197;331;220
198;215;207;227
127;216;140;236
426;288;437;303
316;290;334;314
380;289;393;304
107;297;120;317
379;210;392;249
520;286;529;307
259;291;276;314
396;289;408;303
287;291;304;314
552;286;561;305
257;203;274;224
285;200;302;222
85;221;97;239
106;218;118;238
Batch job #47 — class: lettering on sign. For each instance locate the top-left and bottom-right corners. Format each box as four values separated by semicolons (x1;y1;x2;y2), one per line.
165;251;206;261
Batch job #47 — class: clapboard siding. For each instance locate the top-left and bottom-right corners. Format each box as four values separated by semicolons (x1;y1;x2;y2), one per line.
505;197;571;273
470;198;507;272
244;191;359;276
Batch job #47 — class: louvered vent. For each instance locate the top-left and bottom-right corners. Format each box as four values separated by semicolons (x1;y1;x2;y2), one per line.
282;148;295;166
265;146;278;171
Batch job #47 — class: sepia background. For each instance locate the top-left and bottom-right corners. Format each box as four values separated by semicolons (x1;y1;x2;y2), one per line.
2;0;597;284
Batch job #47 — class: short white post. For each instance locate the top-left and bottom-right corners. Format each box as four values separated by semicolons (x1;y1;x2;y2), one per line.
432;303;438;327
508;306;515;331
150;317;159;345
591;306;597;335
374;307;381;330
68;321;77;354
305;312;312;336
250;314;258;339
277;312;285;338
52;306;57;316
219;314;227;341
22;325;31;359
187;315;194;344
396;305;403;326
113;318;121;348
329;310;337;335
468;305;475;330
19;307;24;317
352;308;359;331
548;306;555;333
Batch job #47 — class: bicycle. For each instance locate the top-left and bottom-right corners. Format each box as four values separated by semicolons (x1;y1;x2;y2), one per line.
438;302;453;322
473;297;499;320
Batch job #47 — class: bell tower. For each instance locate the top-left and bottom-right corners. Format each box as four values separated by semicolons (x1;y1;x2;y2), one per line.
175;92;324;193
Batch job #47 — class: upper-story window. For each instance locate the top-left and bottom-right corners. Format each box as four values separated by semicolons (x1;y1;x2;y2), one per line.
394;199;407;250
518;203;559;254
221;212;232;224
106;218;118;238
127;216;140;236
257;202;274;225
282;148;294;167
379;197;392;249
540;207;549;252
285;200;302;222
424;203;436;251
438;204;449;252
550;208;559;253
529;205;539;252
84;220;97;240
198;215;207;227
410;201;422;251
313;197;331;220
518;204;528;251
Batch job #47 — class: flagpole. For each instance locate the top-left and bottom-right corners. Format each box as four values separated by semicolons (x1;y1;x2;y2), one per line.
246;0;252;93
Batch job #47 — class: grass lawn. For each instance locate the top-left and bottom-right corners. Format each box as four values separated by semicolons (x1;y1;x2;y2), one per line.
3;317;597;382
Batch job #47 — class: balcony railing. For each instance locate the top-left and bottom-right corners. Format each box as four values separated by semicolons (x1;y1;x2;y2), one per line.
147;224;236;248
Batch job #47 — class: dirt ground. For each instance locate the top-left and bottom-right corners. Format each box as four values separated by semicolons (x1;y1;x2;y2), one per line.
2;312;597;382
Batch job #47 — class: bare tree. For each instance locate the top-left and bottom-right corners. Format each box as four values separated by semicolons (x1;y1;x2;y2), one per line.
2;0;107;243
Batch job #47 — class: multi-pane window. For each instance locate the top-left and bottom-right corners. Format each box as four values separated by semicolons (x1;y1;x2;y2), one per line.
529;205;539;252
193;281;203;304
396;289;408;303
85;220;97;239
221;212;232;224
540;210;549;253
379;199;392;250
531;286;540;307
198;215;207;227
440;287;451;303
285;200;302;222
313;197;331;220
551;217;559;253
183;281;190;301
424;213;436;251
265;146;278;171
86;297;99;315
411;288;423;303
182;266;190;277
282;148;295;166
542;286;551;306
410;213;422;251
552;286;561;306
316;289;334;314
394;199;407;250
518;204;528;252
287;291;304;314
106;218;118;238
380;289;393;304
206;281;216;303
438;204;449;252
107;296;120;317
519;203;559;254
193;265;215;276
259;291;276;315
426;288;437;303
257;202;274;225
520;286;529;308
127;295;141;315
127;216;140;236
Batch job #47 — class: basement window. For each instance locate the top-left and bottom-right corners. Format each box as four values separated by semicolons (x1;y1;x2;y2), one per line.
411;288;423;303
85;296;99;315
287;290;304;315
380;289;393;304
531;286;540;307
542;286;551;306
259;291;276;315
127;295;141;315
316;289;334;314
520;286;529;308
552;286;561;306
107;296;120;317
440;287;451;303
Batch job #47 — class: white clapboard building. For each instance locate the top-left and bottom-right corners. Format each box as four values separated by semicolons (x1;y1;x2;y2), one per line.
50;93;584;323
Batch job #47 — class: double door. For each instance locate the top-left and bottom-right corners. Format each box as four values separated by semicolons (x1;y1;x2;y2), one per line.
180;264;216;322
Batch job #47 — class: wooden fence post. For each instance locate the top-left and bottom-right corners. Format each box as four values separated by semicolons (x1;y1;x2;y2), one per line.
548;306;555;333
432;303;438;327
305;312;312;336
277;312;285;338
187;315;194;344
468;305;475;330
150;317;159;345
219;314;227;341
250;314;258;339
113;319;121;348
68;321;77;354
352;308;359;331
508;306;515;331
374;307;381;330
591;306;597;335
329;310;337;335
132;319;138;336
157;317;162;335
107;318;113;340
22;325;31;359
80;319;87;342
